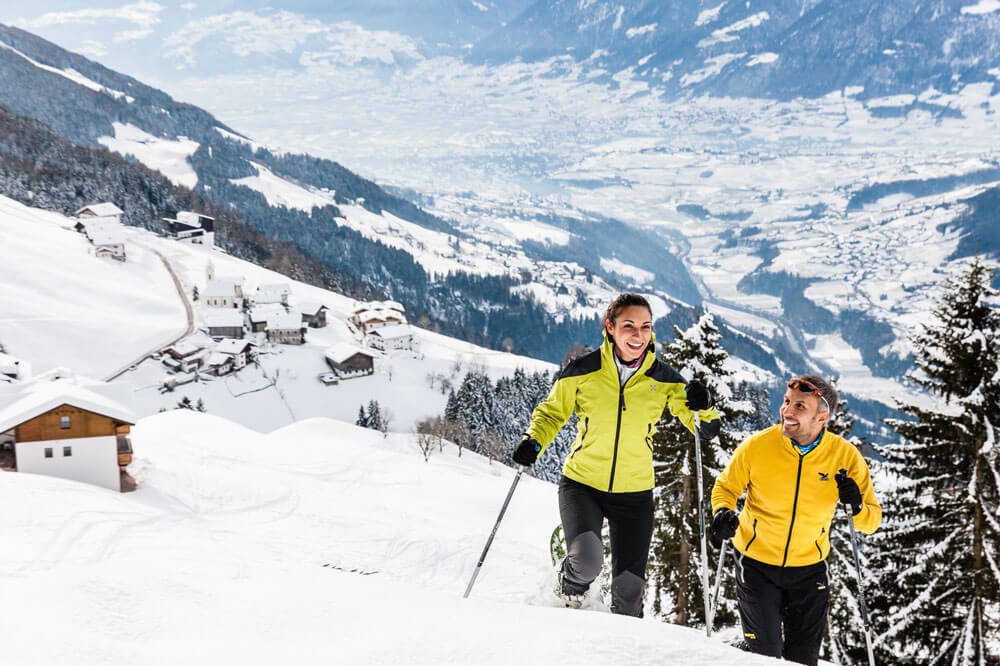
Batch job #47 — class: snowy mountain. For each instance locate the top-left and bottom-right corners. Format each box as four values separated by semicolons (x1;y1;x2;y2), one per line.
0;22;709;363
1;409;778;665
471;0;1000;99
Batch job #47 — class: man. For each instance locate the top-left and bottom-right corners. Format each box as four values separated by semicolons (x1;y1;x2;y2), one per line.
710;374;880;665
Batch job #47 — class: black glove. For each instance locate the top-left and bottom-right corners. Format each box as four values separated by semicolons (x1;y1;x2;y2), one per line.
512;435;541;466
835;469;862;516
685;380;713;411
710;508;739;548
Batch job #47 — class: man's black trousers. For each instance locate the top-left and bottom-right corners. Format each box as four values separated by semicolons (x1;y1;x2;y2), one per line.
734;553;830;665
558;475;654;617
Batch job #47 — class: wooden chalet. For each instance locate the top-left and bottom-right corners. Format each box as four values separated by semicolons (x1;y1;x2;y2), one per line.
0;377;134;491
299;303;329;328
266;312;306;345
324;344;374;378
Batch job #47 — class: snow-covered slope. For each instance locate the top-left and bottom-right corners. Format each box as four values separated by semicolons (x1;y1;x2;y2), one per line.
0;193;551;432
0;196;185;379
0;409;776;665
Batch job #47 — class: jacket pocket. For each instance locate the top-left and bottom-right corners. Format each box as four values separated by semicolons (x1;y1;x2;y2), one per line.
645;422;653;451
570;417;589;460
814;526;826;560
745;518;759;551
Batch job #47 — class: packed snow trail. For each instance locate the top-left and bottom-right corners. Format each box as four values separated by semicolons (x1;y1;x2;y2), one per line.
0;411;781;665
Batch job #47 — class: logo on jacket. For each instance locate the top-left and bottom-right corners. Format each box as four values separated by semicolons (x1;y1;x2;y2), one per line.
818;472;829;481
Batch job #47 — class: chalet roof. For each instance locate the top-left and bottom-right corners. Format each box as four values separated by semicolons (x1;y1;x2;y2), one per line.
89;230;126;246
249;304;286;322
325;343;372;364
204;352;232;367
267;312;304;331
299;302;328;316
202;309;245;328
75;203;124;218
177;211;214;225
255;283;290;303
214;339;252;355
80;218;121;234
203;278;243;298
0;377;134;433
166;340;202;358
360;309;405;323
370;324;413;340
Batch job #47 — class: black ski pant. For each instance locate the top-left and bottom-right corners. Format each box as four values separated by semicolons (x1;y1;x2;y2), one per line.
734;553;829;666
557;475;654;617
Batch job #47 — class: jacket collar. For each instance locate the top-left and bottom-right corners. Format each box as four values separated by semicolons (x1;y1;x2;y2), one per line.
601;330;657;375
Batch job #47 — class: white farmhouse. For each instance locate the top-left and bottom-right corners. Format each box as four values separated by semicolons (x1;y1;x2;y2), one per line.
367;324;416;352
75;202;124;224
212;339;256;370
0;375;134;492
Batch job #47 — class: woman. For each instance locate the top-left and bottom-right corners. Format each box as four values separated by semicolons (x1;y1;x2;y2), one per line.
512;292;721;617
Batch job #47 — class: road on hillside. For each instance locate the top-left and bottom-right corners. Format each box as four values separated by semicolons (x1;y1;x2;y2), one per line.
104;243;194;382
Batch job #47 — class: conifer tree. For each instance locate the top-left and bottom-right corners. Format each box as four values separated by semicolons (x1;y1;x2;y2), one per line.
872;258;999;665
355;405;368;429
648;312;752;629
366;400;384;432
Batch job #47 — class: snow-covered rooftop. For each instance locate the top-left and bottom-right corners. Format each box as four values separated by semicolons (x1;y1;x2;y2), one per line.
249;304;287;322
255;283;290;303
370;324;413;340
75;203;123;218
202;310;245;328
325;343;370;364
267;312;303;331
299;302;327;316
214;339;252;355
203;279;243;298
0;376;134;433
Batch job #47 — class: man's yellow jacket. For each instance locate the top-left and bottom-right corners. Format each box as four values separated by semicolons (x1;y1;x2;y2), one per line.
712;425;882;567
526;333;721;493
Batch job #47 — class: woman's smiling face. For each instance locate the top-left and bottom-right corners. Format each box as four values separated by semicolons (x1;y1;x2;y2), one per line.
605;304;653;362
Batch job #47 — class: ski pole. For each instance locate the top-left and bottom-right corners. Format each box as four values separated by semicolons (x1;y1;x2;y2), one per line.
709;539;728;628
464;466;524;599
839;468;876;666
693;413;713;636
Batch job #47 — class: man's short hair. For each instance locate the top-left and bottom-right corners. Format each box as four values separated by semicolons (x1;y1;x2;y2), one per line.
798;374;839;414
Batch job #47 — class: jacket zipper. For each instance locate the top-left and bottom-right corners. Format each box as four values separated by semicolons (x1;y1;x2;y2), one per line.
608;371;637;492
781;455;805;567
608;386;625;491
645;423;653;451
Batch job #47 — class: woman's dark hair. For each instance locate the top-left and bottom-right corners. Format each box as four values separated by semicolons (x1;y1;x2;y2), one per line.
604;293;652;326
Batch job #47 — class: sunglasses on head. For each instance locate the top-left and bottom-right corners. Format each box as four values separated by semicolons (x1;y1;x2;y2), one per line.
787;377;831;412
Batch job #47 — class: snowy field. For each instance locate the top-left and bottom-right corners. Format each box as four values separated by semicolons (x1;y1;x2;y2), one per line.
0;410;780;665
